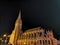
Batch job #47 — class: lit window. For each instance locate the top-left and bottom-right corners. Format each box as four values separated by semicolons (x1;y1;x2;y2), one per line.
24;42;26;45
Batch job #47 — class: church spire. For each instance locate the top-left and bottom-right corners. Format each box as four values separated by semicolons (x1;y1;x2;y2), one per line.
13;10;22;45
15;10;22;31
8;10;23;45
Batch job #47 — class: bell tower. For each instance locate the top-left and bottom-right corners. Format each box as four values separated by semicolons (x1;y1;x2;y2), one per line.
8;10;23;45
14;10;23;45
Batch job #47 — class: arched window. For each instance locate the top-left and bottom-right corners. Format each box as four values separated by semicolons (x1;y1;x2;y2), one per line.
48;40;50;45
21;42;23;45
28;42;30;45
34;33;36;38
40;40;42;44
26;34;28;39
38;32;42;37
34;41;36;45
29;34;30;39
31;41;33;45
45;40;47;44
43;40;44;45
37;41;39;45
31;34;33;38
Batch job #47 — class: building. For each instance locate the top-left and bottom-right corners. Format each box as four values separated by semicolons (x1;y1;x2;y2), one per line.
17;27;58;45
8;11;58;45
58;40;60;45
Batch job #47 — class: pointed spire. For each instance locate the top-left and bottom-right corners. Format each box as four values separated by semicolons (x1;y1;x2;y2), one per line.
15;10;21;24
8;10;22;45
14;10;22;31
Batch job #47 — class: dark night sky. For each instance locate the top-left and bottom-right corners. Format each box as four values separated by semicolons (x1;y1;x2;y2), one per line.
0;0;60;40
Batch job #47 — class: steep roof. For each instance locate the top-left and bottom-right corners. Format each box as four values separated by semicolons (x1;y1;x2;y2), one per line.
23;27;45;34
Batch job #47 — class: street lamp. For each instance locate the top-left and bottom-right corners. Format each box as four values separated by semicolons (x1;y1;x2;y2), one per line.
3;34;7;37
3;34;7;45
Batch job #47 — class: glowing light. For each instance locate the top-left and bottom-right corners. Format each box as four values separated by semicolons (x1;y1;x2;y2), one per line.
24;42;26;44
3;34;7;37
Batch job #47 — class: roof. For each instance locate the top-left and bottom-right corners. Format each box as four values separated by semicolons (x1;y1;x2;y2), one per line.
23;27;45;34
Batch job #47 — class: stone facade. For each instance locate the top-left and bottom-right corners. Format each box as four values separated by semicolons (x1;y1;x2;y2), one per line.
8;11;58;45
17;27;58;45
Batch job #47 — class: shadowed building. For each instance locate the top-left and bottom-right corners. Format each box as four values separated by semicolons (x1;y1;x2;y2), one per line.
8;11;58;45
58;40;60;45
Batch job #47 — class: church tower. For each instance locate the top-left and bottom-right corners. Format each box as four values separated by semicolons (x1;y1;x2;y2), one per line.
14;10;22;35
8;11;23;45
14;10;22;45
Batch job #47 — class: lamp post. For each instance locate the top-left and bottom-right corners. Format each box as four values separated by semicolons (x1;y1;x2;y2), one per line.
3;34;7;45
3;34;7;37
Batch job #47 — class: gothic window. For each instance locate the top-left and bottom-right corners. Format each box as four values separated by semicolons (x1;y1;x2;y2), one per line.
30;34;32;39
30;34;33;38
21;42;23;45
29;34;30;39
26;34;28;39
22;35;24;39
34;41;36;45
48;40;50;45
38;32;42;37
45;40;47;44
34;33;36;38
43;40;44;45
21;35;23;39
28;42;30;45
40;40;42;44
25;34;27;39
31;41;33;44
37;41;39;44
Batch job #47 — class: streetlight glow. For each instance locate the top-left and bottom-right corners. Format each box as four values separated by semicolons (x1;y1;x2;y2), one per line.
3;34;7;37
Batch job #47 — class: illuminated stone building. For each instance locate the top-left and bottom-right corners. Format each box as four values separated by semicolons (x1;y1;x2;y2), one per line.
17;27;58;45
8;11;58;45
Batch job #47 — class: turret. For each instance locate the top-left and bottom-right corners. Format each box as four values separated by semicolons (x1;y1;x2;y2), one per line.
47;30;54;38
